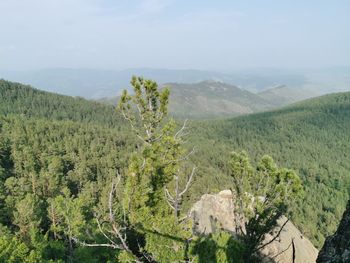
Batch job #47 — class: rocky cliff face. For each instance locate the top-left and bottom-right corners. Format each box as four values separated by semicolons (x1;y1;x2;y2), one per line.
191;190;318;263
317;200;350;263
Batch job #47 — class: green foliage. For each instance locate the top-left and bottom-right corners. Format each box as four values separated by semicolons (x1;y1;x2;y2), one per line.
0;79;124;126
118;76;169;143
105;81;276;119
47;188;86;241
118;76;194;262
191;232;245;263
0;78;349;261
229;151;302;260
0;113;133;262
13;193;43;238
0;229;65;263
0;234;33;263
191;92;350;247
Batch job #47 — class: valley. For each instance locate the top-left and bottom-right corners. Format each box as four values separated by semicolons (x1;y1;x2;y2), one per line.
0;80;349;260
1;1;349;261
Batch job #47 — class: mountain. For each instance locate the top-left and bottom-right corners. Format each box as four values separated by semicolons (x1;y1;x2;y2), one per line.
96;85;350;248
191;92;350;247
165;81;274;118
1;79;349;252
0;79;123;126
99;80;277;119
3;67;348;99
258;85;318;107
0;68;126;99
0;68;237;98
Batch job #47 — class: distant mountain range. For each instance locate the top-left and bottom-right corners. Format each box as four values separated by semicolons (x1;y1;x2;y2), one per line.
100;81;274;118
98;81;322;118
1;67;349;118
1;67;349;99
257;85;318;107
1;79;349;249
167;81;272;118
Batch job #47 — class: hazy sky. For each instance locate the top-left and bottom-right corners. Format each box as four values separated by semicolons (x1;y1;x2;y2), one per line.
0;0;349;70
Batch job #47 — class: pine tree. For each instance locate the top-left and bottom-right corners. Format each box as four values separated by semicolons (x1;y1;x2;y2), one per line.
229;151;303;261
62;76;196;262
118;76;196;261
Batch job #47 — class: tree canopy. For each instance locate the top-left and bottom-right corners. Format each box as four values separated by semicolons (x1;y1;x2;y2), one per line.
0;79;349;261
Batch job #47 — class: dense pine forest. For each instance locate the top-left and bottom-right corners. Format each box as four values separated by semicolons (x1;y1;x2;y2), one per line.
0;80;124;126
0;79;349;262
190;92;350;247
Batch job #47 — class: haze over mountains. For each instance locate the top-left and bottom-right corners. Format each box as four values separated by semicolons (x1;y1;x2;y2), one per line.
101;81;276;118
1;67;349;99
1;0;349;261
1;66;349;119
1;79;349;251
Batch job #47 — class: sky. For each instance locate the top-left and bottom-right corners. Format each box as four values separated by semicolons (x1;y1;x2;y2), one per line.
0;0;349;70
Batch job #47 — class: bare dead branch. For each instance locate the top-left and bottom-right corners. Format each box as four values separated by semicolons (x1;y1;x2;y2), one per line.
95;217;117;247
179;167;196;197
175;119;188;139
163;147;195;165
106;174;134;255
121;109;147;144
164;188;175;210
165;188;175;202
108;174;121;222
71;236;122;249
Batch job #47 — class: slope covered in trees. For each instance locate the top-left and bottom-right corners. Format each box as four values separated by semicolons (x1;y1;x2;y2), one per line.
257;85;317;107
166;81;273;118
0;79;123;127
100;81;277;119
0;79;349;260
191;92;350;247
0;79;303;262
0;116;137;262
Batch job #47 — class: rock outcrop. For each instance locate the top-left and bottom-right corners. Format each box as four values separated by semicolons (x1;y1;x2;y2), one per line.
191;190;318;263
261;216;319;263
191;189;235;235
317;200;350;263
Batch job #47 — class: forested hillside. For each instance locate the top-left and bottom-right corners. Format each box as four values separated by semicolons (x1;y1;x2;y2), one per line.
257;85;317;107
0;68;310;98
191;92;350;247
0;79;123;127
166;81;272;118
0;117;138;261
0;79;349;261
100;81;275;119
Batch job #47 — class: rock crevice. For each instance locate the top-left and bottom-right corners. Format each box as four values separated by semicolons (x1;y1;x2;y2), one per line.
317;200;350;263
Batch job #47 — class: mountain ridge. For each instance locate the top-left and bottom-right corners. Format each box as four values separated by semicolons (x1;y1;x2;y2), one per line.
2;67;348;99
0;79;349;249
190;91;350;247
99;80;277;118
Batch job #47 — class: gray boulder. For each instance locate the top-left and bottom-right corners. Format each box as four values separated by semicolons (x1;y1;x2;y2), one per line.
191;190;319;263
